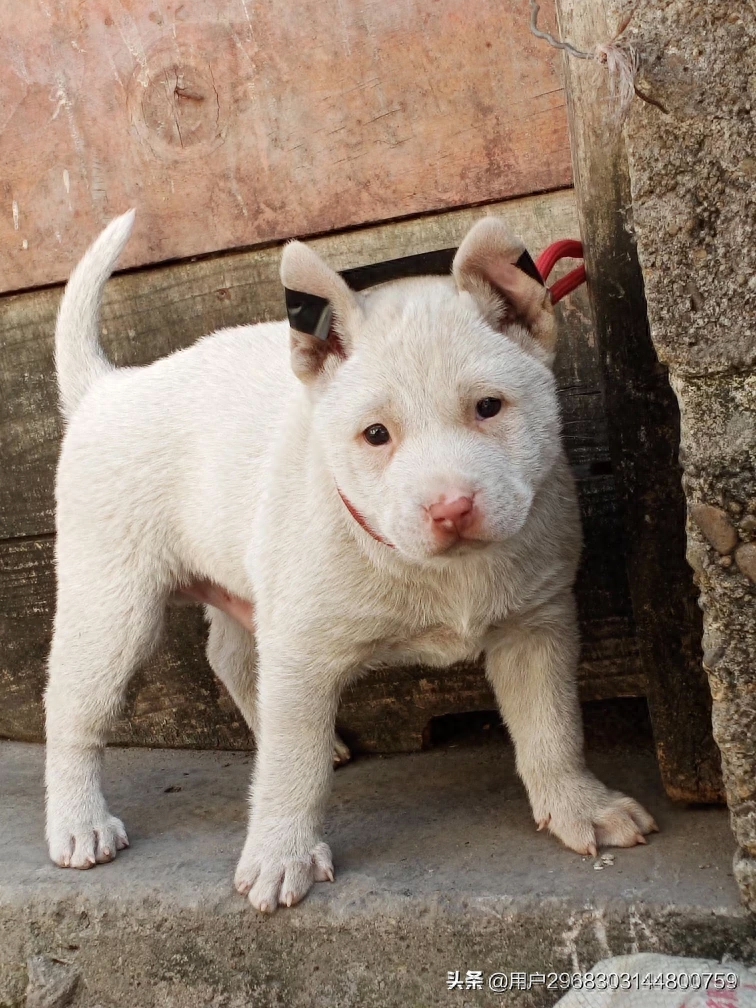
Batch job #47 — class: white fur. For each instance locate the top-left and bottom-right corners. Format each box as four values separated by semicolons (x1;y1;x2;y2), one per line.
45;212;656;909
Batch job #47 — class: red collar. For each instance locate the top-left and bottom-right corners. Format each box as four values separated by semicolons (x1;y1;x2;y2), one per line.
338;490;395;548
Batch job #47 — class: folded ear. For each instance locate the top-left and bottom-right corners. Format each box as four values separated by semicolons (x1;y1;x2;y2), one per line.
452;217;557;364
280;241;361;384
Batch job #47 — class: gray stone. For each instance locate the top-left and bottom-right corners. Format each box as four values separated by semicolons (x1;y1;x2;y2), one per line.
620;0;756;912
0;741;754;1008
25;956;80;1008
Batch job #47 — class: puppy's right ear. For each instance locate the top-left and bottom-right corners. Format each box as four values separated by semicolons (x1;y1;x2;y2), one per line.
453;217;556;365
280;242;361;384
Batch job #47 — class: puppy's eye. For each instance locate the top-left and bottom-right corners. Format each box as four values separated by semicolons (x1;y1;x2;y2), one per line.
363;423;391;446
475;397;503;420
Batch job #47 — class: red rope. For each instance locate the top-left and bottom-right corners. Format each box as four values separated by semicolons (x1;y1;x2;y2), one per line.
535;239;586;304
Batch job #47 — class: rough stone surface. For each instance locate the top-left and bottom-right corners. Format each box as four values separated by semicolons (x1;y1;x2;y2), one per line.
25;956;80;1008
736;544;756;584
1;739;754;1008
620;0;756;911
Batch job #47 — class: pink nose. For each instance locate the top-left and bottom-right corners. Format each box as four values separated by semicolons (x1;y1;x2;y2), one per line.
427;496;475;535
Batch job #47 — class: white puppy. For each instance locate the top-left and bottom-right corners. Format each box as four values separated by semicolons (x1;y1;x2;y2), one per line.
45;211;657;913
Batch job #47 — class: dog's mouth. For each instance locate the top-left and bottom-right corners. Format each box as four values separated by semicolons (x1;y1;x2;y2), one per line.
395;530;493;562
432;535;492;557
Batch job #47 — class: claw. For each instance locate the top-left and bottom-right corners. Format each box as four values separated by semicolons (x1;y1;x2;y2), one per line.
332;735;352;768
325;868;335;883
536;815;550;832
649;819;660;833
635;833;648;845
587;843;598;858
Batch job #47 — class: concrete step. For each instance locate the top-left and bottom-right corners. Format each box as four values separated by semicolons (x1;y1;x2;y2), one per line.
1;739;753;1007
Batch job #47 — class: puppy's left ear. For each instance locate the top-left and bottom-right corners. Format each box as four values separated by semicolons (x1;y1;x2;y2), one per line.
453;217;556;365
281;241;361;384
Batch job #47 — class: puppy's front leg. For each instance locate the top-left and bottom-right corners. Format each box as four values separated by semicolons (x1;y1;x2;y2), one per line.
234;649;351;913
486;594;657;855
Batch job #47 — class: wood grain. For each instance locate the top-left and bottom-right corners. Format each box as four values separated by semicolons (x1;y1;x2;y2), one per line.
555;0;723;802
0;0;571;293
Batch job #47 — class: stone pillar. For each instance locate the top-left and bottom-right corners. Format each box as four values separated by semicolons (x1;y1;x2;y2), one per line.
619;0;756;909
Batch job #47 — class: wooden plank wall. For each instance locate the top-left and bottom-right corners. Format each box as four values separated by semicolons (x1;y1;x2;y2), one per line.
0;0;571;293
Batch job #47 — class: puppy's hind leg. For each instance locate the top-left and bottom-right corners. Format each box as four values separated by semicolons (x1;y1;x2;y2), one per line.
45;563;165;869
206;609;260;737
206;609;351;766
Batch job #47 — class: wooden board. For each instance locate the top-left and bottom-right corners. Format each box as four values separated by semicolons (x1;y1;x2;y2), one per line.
0;536;642;751
0;0;571;294
0;189;644;752
555;0;723;803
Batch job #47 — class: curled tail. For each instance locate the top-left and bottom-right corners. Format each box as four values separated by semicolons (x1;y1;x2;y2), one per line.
55;209;135;420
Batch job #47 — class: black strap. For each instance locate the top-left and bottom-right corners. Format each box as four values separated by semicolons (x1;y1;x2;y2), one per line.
340;247;458;291
285;244;544;338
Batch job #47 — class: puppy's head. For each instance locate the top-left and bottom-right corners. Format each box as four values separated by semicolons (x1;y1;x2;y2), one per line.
281;217;561;564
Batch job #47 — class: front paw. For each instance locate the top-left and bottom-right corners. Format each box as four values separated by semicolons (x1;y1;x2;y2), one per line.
234;838;334;913
534;775;658;857
47;812;129;869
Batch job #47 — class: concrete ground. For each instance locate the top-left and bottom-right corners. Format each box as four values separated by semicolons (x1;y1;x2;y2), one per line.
1;734;754;1008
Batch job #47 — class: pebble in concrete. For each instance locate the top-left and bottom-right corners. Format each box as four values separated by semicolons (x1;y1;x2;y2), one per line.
690;504;739;555
735;544;756;584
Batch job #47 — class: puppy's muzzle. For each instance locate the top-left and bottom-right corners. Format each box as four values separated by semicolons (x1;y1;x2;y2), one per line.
425;494;480;548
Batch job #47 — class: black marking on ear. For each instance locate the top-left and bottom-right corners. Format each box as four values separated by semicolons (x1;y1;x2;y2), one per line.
516;248;544;286
285;287;333;340
514;250;545;286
